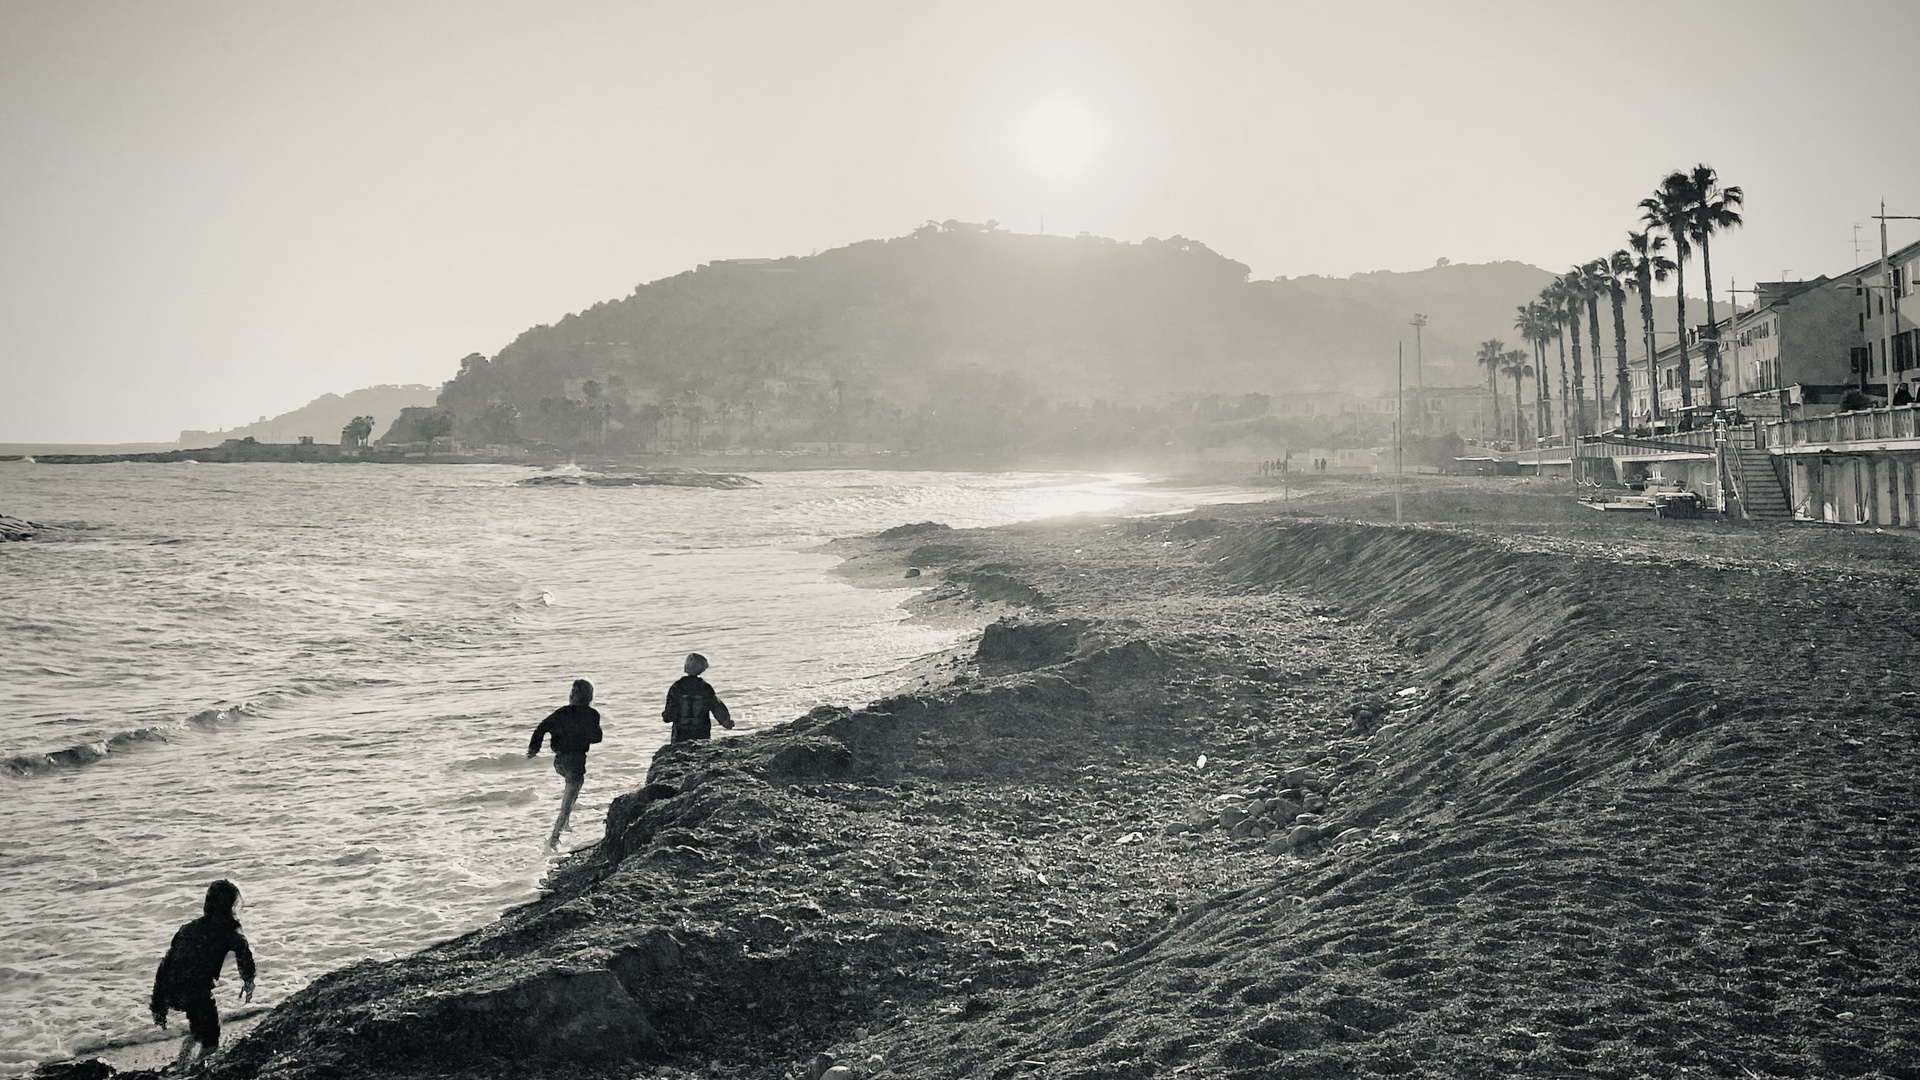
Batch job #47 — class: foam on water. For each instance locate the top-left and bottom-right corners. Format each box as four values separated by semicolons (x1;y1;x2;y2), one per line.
0;463;1250;1071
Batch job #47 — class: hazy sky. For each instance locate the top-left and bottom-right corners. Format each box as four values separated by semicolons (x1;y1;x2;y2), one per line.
3;0;1917;442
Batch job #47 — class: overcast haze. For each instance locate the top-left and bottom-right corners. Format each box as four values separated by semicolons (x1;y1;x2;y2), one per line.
3;0;1916;443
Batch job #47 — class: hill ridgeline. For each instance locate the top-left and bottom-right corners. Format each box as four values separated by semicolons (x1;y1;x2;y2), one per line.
418;227;1566;456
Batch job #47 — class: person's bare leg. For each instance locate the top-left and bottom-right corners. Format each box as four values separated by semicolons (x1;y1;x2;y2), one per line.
173;1033;197;1070
548;778;582;849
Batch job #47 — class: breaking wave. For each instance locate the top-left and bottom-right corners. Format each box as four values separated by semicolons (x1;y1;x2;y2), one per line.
2;704;258;777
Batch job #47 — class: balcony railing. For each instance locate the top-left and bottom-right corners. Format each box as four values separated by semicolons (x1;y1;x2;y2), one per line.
1574;425;1757;458
1766;404;1920;449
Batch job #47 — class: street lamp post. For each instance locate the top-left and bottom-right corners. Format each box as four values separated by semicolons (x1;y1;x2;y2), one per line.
1410;314;1427;389
1395;342;1404;526
1872;204;1919;402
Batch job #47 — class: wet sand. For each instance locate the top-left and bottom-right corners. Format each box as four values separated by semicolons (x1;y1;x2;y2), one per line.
51;476;1920;1079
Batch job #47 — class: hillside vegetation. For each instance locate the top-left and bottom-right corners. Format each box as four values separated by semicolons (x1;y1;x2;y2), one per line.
181;385;439;447
424;227;1664;456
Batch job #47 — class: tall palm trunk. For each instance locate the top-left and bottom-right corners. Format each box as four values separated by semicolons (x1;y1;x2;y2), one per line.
1636;273;1660;422
1512;368;1526;446
1674;257;1693;409
1568;312;1585;436
1586;294;1606;434
1610;282;1631;431
1557;328;1570;441
1535;337;1551;439
1700;236;1721;411
1488;364;1502;440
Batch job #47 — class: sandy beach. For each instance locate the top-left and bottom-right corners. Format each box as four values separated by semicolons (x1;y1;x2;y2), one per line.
53;475;1920;1080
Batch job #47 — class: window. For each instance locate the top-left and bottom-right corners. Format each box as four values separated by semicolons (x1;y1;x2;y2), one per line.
1898;329;1918;373
1851;346;1870;374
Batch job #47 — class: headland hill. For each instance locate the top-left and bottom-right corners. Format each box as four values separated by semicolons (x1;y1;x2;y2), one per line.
3;223;1701;475
48;474;1920;1080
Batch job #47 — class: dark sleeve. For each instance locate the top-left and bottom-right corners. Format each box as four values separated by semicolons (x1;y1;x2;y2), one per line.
709;687;730;726
529;710;555;755
588;707;603;745
662;683;680;724
152;933;175;1014
231;929;256;983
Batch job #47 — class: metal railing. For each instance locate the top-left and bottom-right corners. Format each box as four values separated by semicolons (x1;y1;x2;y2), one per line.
1573;427;1731;458
1766;404;1920;449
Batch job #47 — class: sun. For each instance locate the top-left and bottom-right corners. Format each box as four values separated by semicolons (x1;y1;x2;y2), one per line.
1021;96;1101;181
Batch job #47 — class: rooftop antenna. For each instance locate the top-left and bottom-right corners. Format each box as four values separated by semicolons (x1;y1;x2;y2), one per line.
1854;223;1863;264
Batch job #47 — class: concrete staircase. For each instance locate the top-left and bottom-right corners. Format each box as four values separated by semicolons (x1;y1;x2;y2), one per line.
1730;447;1794;521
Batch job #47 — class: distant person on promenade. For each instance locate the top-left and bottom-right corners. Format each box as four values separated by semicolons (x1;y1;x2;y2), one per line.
150;878;256;1070
527;679;603;850
663;652;732;743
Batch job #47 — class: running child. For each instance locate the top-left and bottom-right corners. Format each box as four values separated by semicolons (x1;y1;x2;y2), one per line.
527;678;603;849
151;878;256;1070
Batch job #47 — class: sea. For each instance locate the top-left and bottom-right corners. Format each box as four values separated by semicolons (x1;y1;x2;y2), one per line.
0;462;1258;1071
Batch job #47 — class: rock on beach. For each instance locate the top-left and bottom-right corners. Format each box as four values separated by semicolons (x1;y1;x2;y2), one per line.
1;514;38;540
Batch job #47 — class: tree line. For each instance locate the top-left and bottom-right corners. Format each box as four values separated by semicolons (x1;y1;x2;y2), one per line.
1477;165;1743;444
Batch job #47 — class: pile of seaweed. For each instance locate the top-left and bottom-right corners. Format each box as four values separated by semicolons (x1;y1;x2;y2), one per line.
50;490;1920;1080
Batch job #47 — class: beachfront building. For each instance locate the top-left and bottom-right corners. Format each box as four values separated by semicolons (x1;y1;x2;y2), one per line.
1842;238;1920;402
1405;384;1501;441
1627;274;1865;426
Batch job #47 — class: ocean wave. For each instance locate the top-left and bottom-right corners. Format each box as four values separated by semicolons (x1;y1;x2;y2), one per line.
2;704;259;777
457;787;538;807
451;753;543;774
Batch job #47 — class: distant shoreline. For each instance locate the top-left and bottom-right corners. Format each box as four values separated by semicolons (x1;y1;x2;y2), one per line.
0;445;1269;478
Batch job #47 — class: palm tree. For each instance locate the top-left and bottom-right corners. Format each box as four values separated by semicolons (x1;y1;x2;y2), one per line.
1580;259;1610;433
1500;349;1533;446
1476;338;1507;440
1515;303;1552;442
1681;164;1744;410
1625;229;1676;426
1541;280;1573;441
1603;251;1635;432
1559;270;1591;436
1641;175;1696;410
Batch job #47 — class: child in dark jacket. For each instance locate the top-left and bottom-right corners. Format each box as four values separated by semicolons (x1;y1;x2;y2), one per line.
527;678;603;849
151;878;256;1069
662;653;732;743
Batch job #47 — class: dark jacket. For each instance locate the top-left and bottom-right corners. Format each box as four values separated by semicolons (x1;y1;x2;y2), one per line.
662;675;729;742
529;703;603;756
152;914;254;1011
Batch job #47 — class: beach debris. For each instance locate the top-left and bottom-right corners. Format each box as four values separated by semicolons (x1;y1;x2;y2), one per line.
904;567;922;578
1196;753;1208;770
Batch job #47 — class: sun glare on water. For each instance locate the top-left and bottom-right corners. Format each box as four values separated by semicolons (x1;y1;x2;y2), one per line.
1021;96;1101;181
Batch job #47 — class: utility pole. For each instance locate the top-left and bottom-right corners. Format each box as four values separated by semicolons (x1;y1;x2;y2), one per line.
1873;202;1920;404
1725;281;1763;395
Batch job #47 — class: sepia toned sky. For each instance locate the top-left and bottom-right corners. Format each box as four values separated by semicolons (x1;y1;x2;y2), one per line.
3;0;1917;442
